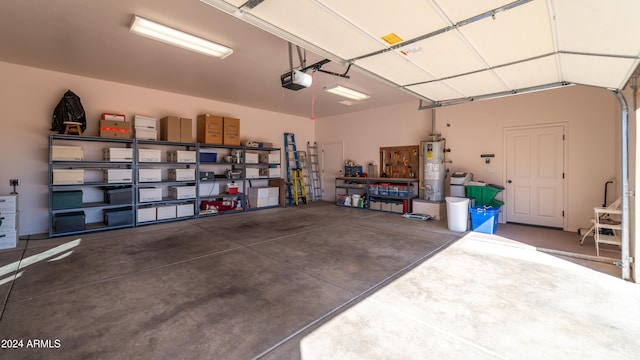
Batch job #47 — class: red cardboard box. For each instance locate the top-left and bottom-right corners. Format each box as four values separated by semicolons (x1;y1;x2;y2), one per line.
100;120;131;139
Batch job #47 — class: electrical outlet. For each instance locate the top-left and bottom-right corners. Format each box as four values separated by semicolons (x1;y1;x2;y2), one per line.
9;179;19;186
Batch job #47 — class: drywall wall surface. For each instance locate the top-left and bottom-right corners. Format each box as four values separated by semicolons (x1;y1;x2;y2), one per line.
0;61;312;235
317;85;619;232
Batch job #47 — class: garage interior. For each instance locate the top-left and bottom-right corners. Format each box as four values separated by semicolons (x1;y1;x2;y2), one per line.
1;0;639;358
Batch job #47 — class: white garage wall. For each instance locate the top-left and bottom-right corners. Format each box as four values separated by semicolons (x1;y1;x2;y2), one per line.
0;61;313;236
316;85;620;232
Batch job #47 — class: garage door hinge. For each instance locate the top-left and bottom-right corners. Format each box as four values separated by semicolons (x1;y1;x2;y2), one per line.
562;210;565;217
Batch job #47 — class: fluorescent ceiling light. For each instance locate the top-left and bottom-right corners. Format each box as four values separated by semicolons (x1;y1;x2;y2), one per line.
324;84;370;101
129;15;233;59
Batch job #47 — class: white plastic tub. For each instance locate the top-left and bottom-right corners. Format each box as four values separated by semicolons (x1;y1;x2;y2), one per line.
445;196;470;232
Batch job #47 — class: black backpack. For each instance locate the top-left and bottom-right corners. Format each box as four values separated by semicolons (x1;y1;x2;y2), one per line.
51;90;87;133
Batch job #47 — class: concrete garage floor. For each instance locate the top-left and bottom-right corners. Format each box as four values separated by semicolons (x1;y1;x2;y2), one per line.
0;202;638;359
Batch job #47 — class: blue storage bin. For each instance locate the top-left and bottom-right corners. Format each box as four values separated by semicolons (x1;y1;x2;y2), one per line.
469;206;500;234
199;150;217;163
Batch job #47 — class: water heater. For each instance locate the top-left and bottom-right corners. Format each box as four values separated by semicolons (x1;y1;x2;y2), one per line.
420;140;446;201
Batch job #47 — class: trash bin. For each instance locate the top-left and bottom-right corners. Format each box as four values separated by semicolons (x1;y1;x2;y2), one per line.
445;196;470;232
469;206;501;234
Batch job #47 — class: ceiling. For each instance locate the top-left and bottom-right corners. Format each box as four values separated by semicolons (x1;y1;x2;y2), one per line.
1;1;639;119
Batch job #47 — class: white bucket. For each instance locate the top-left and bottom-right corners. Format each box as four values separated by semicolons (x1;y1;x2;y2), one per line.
445;196;470;232
351;194;361;207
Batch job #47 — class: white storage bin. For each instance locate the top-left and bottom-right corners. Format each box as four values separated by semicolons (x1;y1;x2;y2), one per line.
0;229;17;249
390;202;404;213
103;148;133;162
53;169;84;185
199;182;220;196
103;169;133;183
138;168;162;182
245;168;259;179
259;153;279;164
138;149;161;162
167;150;196;163
245;152;259;164
52;145;84;161
176;203;195;217
169;186;196;200
135;128;157;140
137;207;156;222
134;115;158;130
139;188;162;202
0;213;16;230
0;195;17;212
168;168;195;181
156;205;177;220
248;187;279;198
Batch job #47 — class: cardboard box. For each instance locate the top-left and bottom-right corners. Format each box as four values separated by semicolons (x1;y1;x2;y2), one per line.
168;168;195;181
176;203;195;217
0;229;17;250
169;186;196;200
259;167;281;178
134;115;157;129
248;196;279;208
102;113;126;121
52;145;84;161
137;207;156;222
180;117;192;143
160;116;181;142
138;168;162;182
248;187;279;198
103;169;133;183
245;168;259;179
138;149;161;162
199;182;220;196
103;148;133;162
53;169;84;185
412;199;446;220
156;205;177;220
197;114;223;144
223;117;240;146
100;120;132;139
259;153;280;164
139;188;162;202
245;152;259;164
167;150;196;163
0;213;16;230
135;128;157;140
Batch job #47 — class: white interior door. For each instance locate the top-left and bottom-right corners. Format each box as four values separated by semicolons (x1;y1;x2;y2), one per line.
505;125;565;228
321;142;344;202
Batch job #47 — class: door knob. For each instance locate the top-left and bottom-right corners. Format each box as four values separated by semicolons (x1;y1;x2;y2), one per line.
507;180;512;184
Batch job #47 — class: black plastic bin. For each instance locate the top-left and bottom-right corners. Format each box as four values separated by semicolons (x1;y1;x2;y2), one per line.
54;211;86;232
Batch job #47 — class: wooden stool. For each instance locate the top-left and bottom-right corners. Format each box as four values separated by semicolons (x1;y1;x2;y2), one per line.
63;122;83;135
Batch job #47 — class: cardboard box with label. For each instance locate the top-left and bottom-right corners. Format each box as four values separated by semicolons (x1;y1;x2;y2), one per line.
160;116;181;142
197;114;223;144
100;120;132;139
180;117;192;142
223;117;240;146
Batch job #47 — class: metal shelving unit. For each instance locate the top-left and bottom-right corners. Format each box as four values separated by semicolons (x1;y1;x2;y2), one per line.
335;177;418;213
48;135;282;236
197;144;246;217
49;134;135;237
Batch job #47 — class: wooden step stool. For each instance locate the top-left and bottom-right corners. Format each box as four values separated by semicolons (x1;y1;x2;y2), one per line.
63;122;83;135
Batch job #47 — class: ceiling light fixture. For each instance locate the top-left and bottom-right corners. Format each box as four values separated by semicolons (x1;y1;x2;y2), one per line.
129;15;233;59
324;84;370;101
